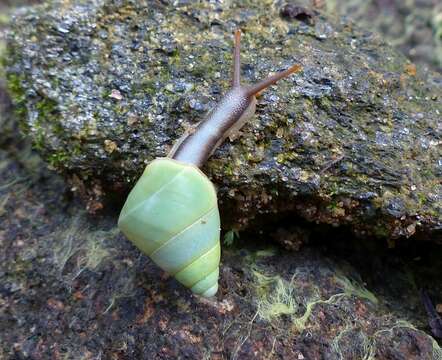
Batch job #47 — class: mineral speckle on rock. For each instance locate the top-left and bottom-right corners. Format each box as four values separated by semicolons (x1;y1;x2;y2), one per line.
4;0;442;239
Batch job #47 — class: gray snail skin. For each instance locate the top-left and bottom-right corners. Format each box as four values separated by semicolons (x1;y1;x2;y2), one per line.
170;30;302;167
118;30;302;297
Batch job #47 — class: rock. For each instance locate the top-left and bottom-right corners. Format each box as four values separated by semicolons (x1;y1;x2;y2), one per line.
321;0;442;73
4;0;442;239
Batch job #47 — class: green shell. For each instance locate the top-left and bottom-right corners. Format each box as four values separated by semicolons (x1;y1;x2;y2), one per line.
118;158;221;297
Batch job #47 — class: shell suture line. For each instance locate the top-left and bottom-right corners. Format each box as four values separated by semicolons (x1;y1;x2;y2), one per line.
149;205;218;258
172;243;219;280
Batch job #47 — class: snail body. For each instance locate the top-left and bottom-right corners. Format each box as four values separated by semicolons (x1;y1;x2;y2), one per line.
118;30;301;297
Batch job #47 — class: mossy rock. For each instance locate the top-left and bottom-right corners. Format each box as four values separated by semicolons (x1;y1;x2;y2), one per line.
4;0;442;239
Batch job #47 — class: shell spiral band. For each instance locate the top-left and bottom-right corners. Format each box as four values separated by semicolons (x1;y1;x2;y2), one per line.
118;158;221;297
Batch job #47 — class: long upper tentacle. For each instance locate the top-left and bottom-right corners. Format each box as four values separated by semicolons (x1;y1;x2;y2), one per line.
245;64;302;96
232;29;241;88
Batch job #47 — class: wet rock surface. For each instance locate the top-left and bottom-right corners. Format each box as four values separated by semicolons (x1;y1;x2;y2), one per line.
5;0;442;239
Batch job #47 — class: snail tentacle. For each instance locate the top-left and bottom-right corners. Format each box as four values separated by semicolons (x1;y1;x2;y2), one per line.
232;29;241;87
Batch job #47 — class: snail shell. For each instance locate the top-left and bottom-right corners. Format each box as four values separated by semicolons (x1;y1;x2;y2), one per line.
118;158;220;297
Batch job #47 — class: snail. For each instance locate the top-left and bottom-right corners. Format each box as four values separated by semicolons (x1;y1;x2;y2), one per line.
118;30;301;297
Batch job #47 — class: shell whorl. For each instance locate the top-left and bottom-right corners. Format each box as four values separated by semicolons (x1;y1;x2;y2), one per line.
118;158;221;297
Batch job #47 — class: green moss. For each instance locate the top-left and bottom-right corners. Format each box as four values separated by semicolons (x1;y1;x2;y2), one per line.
139;79;157;96
37;97;56;121
327;200;339;211
5;65;64;155
224;162;235;177
335;274;378;304
5;72;27;109
223;229;239;247
46;142;82;169
33;129;47;151
276;151;298;165
47;151;70;168
0;45;6;80
32;97;63;152
373;224;390;238
252;270;298;322
4;71;30;142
